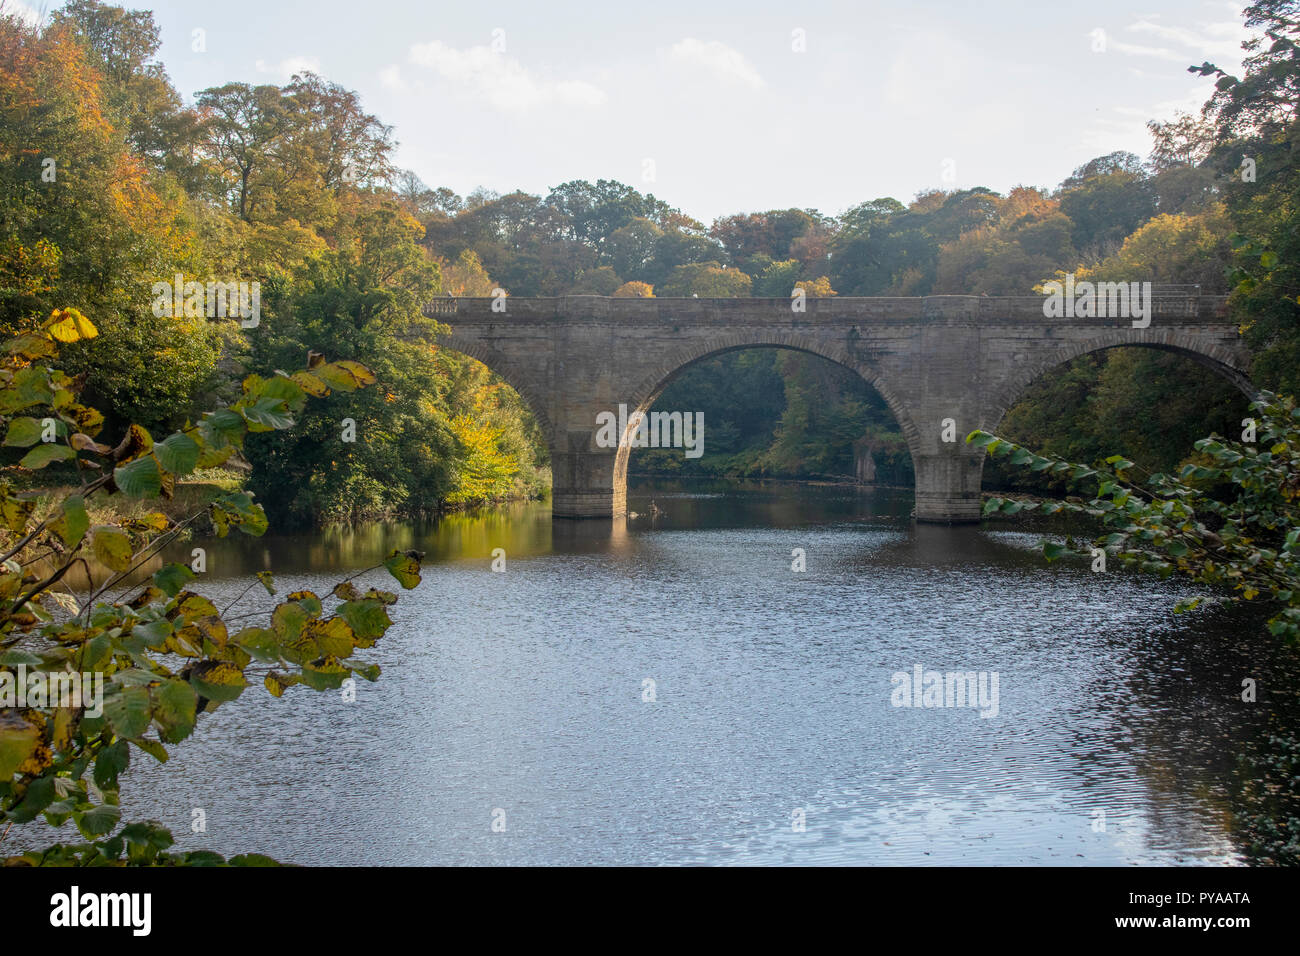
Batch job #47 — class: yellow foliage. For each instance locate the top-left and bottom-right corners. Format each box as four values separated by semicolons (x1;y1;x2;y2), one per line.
43;308;97;343
614;280;654;297
795;276;836;296
447;414;519;504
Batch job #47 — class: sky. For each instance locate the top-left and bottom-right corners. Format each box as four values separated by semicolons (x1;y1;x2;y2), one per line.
11;0;1258;223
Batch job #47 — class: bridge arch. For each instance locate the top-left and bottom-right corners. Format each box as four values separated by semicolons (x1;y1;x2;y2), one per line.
983;330;1255;434
439;333;556;441
613;332;922;500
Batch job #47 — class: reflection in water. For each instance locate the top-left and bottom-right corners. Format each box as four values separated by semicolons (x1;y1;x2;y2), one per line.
58;479;1297;865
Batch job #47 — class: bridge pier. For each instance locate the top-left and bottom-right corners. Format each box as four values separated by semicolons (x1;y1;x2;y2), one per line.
551;443;625;519
912;454;983;524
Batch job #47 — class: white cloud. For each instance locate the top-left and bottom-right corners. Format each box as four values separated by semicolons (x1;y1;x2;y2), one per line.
668;38;764;90
378;64;408;93
1100;13;1255;67
407;41;606;111
1127;16;1252;61
254;55;323;81
1108;40;1186;61
1;1;41;26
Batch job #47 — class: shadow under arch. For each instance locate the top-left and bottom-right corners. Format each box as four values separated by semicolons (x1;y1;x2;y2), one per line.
984;335;1256;436
612;337;921;497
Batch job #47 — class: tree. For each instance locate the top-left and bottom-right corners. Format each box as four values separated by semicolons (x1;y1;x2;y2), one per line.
657;262;752;297
437;248;496;296
1195;0;1300;138
283;72;394;192
544;179;673;250
1147;113;1217;170
708;208;819;276
1190;0;1300;396
605;217;662;280
0;309;423;865
243;199;545;524
1057;158;1157;260
0;12;221;434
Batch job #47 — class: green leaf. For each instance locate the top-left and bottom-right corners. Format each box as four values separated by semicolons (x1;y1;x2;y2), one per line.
240;397;294;431
210;492;269;537
188;660;247;703
49;494;89;549
234;627;279;663
182;850;227;867
19;443;75;469
383;549;423;589
299;656;349;690
103;685;152;739
199;408;246;448
7;776;56;822
153;562;197;597
74;802;121;839
155;432;200;476
151;679;198;743
93;739;131;790
131;738;169;763
337;599;393;645
3;416;45;447
288;590;323;617
249;374;306;408
114;455;162;497
1043;542;1069;561
0;367;55;414
0;649;41;666
91;525;134;572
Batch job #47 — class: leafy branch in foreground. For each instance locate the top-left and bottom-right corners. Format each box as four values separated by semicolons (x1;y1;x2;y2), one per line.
967;390;1300;641
0;309;424;866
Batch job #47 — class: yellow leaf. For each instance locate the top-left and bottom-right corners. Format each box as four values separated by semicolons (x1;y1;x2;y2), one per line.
43;308;98;343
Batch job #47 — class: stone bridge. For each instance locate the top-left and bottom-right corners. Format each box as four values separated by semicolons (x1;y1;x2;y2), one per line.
425;294;1250;522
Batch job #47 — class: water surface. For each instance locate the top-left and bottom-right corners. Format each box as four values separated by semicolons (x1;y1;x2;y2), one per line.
89;480;1299;864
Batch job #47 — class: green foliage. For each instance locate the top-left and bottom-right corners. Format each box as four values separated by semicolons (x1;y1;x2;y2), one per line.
639;349;912;484
240;201;544;524
6;819;284;866
1192;1;1300;397
0;313;423;865
987;349;1247;494
969;391;1300;640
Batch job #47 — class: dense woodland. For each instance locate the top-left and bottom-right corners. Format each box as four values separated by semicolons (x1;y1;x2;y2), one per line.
2;0;1297;523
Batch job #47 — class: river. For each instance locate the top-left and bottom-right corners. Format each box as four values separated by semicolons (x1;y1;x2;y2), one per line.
102;479;1298;865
